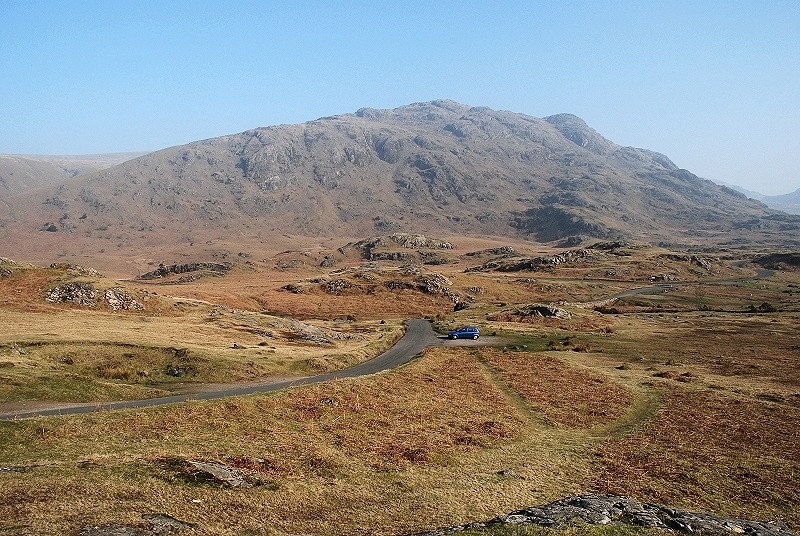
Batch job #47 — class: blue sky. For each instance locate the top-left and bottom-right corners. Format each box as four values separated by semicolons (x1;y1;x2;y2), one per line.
1;1;798;195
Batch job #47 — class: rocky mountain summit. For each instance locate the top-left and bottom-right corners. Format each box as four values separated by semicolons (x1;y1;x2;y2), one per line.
4;101;799;260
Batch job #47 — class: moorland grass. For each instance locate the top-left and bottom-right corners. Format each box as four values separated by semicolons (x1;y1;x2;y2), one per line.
593;384;800;525
0;305;402;402
1;250;798;534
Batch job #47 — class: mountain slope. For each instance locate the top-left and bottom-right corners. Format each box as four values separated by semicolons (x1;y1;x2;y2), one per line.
714;180;800;215
0;155;81;199
3;100;798;257
763;188;800;215
0;153;147;198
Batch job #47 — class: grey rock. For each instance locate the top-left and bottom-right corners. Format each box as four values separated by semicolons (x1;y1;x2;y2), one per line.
516;303;572;319
466;248;597;273
105;287;144;310
496;303;571;319
187;460;253;488
322;278;354;295
138;262;231;280
406;494;796;536
45;282;97;306
79;525;149;536
142;513;195;533
79;513;194;536
0;465;35;473
349;233;453;261
280;283;304;293
465;246;518;257
370;251;411;262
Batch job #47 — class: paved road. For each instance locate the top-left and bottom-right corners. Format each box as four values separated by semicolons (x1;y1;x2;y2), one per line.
2;268;774;421
0;319;443;421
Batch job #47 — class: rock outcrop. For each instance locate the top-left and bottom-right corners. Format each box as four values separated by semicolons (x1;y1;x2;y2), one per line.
104;288;144;311
490;303;572;322
409;494;796;536
466;249;597;273
345;233;454;262
137;262;231;281
754;252;800;271
45;282;97;306
44;283;144;310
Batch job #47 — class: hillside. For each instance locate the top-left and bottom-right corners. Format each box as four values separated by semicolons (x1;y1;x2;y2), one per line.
2;101;798;270
1;244;799;534
763;188;800;215
0;152;147;198
715;181;800;215
0;155;73;198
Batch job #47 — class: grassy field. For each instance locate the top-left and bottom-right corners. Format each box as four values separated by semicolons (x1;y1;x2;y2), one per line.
0;245;798;535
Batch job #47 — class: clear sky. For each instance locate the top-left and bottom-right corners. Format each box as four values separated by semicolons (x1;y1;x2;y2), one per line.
1;1;798;195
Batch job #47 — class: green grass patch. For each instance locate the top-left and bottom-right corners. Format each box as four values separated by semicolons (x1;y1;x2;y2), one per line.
0;373;169;403
495;332;561;352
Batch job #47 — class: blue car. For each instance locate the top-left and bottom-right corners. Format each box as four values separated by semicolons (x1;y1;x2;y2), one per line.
448;325;480;340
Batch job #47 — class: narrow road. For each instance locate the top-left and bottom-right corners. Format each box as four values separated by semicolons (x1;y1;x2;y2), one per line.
1;268;775;421
0;319;442;421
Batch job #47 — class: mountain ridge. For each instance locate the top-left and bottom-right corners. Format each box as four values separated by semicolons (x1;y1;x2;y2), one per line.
714;180;800;215
1;100;798;267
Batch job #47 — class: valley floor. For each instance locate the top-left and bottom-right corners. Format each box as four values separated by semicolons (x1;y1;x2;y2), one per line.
0;242;798;535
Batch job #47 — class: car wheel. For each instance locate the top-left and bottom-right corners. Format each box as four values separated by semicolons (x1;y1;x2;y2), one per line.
473;335;479;340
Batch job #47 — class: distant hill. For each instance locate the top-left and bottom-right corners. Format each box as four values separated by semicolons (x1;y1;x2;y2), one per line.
713;181;766;201
0;152;148;197
761;189;800;215
0;155;81;199
2;101;798;264
713;180;800;215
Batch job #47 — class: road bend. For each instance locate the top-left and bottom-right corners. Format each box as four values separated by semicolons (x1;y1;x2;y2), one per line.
0;318;442;421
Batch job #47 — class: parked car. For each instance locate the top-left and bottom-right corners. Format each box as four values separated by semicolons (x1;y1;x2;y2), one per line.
448;325;480;340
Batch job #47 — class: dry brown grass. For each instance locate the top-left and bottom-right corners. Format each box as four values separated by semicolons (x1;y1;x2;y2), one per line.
0;347;536;535
1;347;523;469
593;385;800;526
595;312;800;403
478;348;634;428
2;246;799;534
0;266;60;312
0;280;401;403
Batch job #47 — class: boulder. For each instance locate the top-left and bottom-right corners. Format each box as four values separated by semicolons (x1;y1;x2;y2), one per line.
516;303;572;319
79;513;194;536
187;460;253;488
104;288;144;310
408;494;796;536
45;282;97;306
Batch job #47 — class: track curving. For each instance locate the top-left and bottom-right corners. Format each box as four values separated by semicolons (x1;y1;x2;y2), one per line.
0;319;442;421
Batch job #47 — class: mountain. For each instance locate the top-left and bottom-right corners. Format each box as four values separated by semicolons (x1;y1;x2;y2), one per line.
760;189;800;215
0;155;86;200
713;180;800;215
0;152;148;197
713;180;766;201
2;100;798;265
